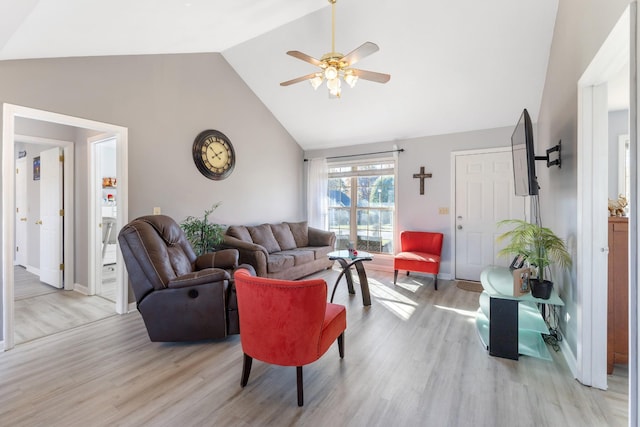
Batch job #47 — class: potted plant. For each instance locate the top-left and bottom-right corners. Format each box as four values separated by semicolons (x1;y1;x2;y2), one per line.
180;202;225;256
496;219;572;299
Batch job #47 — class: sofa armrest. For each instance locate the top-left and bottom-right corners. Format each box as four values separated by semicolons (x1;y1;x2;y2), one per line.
308;227;336;247
222;235;269;277
222;235;268;255
167;268;230;289
195;249;239;271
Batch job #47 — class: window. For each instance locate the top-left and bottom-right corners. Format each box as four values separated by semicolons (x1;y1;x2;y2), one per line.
327;160;396;254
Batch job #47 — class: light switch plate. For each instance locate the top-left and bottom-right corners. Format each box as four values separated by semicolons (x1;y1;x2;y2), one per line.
438;207;449;215
153;207;161;215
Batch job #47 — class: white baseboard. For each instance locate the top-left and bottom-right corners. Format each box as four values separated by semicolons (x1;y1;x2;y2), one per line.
128;302;137;313
558;330;578;380
74;283;90;295
26;265;40;276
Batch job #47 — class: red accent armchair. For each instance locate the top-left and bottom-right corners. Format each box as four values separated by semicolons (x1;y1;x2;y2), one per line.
234;267;346;406
393;231;444;289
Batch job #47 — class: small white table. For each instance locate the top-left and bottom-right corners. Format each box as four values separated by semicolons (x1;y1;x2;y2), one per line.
328;250;373;306
475;266;564;360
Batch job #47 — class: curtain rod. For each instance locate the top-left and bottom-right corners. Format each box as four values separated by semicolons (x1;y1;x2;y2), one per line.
304;148;404;161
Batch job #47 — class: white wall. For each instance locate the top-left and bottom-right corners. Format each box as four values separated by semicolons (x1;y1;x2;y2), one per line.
608;109;629;199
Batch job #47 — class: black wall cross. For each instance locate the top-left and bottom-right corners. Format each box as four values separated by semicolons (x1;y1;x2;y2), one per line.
413;166;432;195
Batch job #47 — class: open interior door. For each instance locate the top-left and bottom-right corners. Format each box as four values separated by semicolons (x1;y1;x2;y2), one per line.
39;147;63;288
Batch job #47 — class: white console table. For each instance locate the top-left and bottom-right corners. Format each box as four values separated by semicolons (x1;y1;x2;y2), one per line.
475;266;564;360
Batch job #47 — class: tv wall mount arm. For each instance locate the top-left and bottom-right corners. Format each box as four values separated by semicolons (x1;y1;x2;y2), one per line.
535;140;561;168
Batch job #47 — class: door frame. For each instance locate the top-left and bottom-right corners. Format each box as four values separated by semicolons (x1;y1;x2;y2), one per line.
450;146;530;280
2;103;129;351
14;157;28;268
87;135;119;298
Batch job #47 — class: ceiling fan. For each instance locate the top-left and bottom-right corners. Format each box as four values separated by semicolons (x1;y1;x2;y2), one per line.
280;0;390;98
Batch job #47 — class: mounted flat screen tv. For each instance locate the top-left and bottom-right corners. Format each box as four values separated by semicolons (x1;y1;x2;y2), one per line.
511;109;538;196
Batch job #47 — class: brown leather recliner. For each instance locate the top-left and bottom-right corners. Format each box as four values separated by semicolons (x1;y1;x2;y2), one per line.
118;214;240;342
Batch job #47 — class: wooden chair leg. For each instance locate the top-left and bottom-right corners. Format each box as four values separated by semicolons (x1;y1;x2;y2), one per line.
434;274;438;290
241;353;253;387
406;271;410;276
338;333;344;359
393;269;398;284
296;366;304;406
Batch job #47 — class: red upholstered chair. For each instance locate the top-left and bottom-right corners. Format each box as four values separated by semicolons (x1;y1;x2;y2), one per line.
234;267;346;406
393;231;444;289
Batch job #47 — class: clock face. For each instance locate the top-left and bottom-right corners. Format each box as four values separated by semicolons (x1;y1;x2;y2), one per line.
192;130;235;180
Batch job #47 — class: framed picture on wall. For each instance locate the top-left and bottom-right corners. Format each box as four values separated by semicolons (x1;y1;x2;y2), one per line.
33;156;40;181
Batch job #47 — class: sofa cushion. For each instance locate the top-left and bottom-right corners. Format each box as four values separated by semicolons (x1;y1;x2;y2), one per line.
227;225;253;243
286;221;309;247
248;224;281;253
279;249;315;265
301;245;334;260
266;253;295;273
271;223;297;251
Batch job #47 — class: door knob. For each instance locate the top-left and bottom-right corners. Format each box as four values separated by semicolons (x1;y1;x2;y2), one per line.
457;225;463;230
36;220;42;225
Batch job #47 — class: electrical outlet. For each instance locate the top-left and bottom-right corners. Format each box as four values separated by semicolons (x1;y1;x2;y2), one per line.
153;207;161;215
438;207;449;215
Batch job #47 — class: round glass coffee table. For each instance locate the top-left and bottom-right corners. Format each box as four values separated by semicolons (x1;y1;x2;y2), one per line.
327;250;373;306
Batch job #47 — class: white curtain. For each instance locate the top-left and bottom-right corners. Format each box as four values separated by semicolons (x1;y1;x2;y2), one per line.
306;158;328;229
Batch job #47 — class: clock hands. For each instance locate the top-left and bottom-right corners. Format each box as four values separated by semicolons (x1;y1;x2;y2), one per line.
207;145;226;161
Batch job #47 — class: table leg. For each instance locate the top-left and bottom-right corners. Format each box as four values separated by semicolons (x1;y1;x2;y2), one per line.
335;258;355;294
354;261;371;306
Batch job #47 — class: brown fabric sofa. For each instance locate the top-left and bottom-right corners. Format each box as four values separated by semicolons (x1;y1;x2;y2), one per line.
118;215;240;342
222;221;336;280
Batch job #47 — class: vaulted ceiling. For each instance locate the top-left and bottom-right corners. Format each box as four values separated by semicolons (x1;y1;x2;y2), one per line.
0;0;560;150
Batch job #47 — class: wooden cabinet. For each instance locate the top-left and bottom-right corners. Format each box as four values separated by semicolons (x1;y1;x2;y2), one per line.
607;216;628;374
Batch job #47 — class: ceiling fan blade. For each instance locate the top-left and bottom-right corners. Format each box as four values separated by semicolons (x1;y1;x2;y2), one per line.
351;68;391;84
342;42;379;66
286;51;324;67
280;73;319;87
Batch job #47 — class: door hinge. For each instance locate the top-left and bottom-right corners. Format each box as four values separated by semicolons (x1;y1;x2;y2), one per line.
60;263;64;271
16;246;19;252
59;209;64;216
59;154;64;162
16;168;19;174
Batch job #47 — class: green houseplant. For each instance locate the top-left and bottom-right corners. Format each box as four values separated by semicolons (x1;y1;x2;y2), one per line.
180;203;225;256
496;219;572;299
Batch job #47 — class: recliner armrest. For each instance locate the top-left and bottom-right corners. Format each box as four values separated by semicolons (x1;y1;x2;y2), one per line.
195;249;239;271
168;268;230;289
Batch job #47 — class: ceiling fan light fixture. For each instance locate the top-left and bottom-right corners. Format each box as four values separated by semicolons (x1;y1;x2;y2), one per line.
327;77;341;97
310;74;323;90
344;72;358;88
280;0;390;97
325;66;338;80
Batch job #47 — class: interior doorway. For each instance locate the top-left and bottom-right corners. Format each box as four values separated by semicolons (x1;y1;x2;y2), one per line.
2;104;129;351
91;136;118;302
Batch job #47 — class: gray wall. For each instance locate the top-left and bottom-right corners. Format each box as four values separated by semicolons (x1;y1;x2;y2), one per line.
608;109;630;199
0;53;304;339
536;0;630;358
306;125;515;277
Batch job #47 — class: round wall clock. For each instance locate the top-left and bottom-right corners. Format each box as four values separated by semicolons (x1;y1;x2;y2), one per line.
192;129;236;180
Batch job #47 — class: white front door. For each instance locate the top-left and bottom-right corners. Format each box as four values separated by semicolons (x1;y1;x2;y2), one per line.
15;157;28;267
39;147;63;288
455;150;525;281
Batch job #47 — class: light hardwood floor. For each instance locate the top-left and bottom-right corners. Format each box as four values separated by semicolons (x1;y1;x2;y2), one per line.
13;266;117;344
0;267;628;426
